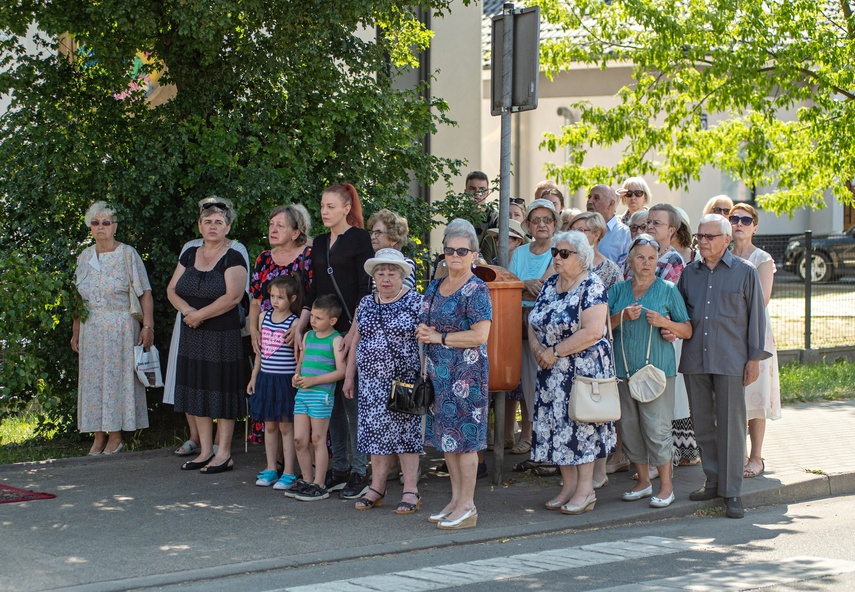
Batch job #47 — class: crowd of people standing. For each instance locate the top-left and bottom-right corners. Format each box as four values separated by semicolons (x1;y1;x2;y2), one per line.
70;173;780;528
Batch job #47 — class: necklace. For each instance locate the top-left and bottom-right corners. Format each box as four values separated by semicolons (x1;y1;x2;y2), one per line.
198;242;227;268
378;286;405;304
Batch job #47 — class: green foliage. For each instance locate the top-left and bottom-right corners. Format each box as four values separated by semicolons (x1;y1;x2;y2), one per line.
535;0;855;215
0;1;469;432
779;358;855;403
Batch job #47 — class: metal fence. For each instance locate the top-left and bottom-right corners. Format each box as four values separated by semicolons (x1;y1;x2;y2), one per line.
768;232;855;351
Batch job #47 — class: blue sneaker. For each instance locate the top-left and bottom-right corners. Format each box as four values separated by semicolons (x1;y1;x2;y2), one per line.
273;473;297;491
255;469;279;487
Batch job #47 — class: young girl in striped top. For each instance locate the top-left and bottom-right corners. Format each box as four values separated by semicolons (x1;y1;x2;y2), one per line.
248;274;302;489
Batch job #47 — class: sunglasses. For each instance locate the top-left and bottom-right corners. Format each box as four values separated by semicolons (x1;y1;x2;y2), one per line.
529;216;555;225
630;237;660;251
510;197;526;206
694;233;723;242
443;247;474;257
624;189;646;198
711;207;730;215
729;215;755;226
201;201;228;210
551;247;577;259
90;219;113;226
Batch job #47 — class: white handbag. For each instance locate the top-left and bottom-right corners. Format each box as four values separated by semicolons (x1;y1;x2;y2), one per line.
620;310;667;403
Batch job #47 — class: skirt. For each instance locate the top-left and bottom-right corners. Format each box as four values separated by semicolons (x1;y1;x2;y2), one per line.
250;371;296;423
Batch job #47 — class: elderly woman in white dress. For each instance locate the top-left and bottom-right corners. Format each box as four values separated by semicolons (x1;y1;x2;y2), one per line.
71;201;153;455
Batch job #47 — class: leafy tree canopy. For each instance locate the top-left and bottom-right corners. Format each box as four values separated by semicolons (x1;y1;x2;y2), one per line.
0;1;469;430
535;0;855;215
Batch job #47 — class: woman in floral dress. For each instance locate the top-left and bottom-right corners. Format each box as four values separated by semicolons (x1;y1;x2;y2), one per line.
528;230;616;515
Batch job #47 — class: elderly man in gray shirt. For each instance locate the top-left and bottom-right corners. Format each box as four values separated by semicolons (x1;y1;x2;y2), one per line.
677;213;770;519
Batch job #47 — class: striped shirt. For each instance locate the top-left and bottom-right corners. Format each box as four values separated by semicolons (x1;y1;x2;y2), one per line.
298;329;340;396
260;312;298;374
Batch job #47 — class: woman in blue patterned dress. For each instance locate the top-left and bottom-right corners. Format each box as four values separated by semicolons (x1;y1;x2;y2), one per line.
528;230;616;515
416;219;492;530
344;249;424;513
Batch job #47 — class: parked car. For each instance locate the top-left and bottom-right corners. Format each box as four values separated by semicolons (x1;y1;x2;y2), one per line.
783;227;855;282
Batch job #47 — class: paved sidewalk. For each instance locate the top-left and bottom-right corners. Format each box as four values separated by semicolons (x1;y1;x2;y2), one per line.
1;400;853;592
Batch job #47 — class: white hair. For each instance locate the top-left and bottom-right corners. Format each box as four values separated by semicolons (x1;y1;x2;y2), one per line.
84;201;117;225
553;230;594;270
443;218;479;251
698;213;732;237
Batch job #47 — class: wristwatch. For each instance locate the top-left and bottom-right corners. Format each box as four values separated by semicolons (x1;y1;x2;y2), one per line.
441;331;448;346
552;345;560;358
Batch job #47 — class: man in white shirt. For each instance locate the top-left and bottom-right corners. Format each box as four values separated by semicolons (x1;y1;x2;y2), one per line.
587;184;630;263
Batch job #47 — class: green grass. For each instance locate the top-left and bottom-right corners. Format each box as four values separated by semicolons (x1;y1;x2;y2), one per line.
779;358;855;404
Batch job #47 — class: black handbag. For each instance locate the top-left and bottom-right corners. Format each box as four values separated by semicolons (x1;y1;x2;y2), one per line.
376;291;434;416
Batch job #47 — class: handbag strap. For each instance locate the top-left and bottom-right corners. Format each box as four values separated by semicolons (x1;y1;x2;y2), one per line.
577;276;617;374
326;236;353;323
121;243;137;296
619;308;653;376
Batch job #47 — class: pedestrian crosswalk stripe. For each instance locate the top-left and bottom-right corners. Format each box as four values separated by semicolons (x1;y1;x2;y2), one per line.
585;556;855;591
279;536;711;592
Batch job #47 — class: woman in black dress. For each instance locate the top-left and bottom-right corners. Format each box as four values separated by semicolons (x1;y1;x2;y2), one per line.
167;197;248;474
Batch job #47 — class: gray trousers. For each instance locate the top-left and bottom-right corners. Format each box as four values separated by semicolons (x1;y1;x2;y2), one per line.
617;376;676;468
684;374;747;498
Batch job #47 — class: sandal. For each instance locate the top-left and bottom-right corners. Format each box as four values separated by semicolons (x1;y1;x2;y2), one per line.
512;459;540;473
355;487;385;510
395;491;422;514
743;458;765;478
677;456;701;466
510;438;532;455
532;464;558;477
174;440;200;456
606;455;630;474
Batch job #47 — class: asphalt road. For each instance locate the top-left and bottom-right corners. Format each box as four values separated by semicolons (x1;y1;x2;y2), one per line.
101;495;855;592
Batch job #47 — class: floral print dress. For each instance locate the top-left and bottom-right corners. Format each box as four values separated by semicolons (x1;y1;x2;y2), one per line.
421;276;492;453
75;243;151;432
529;274;616;465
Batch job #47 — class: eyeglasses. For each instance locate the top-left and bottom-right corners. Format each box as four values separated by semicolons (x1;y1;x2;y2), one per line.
529;216;555;226
630;237;661;251
711;207;730;215
624;189;646;198
629;224;647;233
370;230;387;237
694;233;723;242
551;247;577;259
201;201;228;210
510;197;526;206
90;219;113;226
729;215;755;226
444;247;474;257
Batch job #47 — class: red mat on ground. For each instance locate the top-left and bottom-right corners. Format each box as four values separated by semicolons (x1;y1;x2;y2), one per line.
0;483;56;504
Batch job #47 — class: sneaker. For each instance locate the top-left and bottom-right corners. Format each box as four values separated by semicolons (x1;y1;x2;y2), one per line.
295;482;329;501
340;472;370;499
255;469;279;487
272;473;296;490
325;469;350;492
282;479;312;499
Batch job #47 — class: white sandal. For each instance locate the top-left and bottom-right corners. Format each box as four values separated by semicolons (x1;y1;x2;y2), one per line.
174;440;200;456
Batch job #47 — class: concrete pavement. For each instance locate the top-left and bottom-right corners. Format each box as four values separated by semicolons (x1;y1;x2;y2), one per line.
1;400;853;592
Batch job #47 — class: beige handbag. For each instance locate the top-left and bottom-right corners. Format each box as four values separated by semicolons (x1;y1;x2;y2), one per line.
620;310;667;403
567;290;621;423
123;245;144;322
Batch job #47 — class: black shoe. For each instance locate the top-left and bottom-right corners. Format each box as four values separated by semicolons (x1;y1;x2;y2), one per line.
325;469;350;492
295;482;329;502
340;472;370;499
477;462;488;479
282;479;312;499
689;485;720;501
725;497;744;519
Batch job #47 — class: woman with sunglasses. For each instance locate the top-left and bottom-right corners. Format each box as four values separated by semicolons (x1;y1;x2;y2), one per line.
167;196;248;473
528;230;616;514
618;177;651;226
608;234;692;508
72;201;153;455
729;204;781;479
416;219;492;530
702;195;734;217
508;199;560;462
